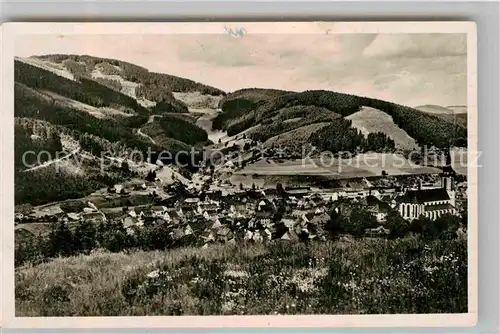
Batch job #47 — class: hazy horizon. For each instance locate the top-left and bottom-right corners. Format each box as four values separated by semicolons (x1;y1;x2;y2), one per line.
15;33;467;108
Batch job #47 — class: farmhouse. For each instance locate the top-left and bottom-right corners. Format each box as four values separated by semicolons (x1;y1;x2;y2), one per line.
82;211;107;223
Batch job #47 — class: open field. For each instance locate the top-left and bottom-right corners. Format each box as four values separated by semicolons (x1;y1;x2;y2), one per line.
234;153;442;179
15;236;467;316
346;107;418;150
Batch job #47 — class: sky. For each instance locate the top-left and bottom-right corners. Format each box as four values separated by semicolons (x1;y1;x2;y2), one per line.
15;32;467;107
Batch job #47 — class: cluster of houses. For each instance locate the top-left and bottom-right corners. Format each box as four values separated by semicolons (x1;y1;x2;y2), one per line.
118;189;335;246
15;157;463;246
114;166;461;246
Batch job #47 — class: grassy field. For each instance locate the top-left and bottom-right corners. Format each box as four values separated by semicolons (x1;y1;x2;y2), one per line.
235;153;441;179
16;235;467;316
346;107;418;151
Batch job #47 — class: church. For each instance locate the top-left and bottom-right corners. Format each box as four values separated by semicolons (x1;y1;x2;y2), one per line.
397;165;457;221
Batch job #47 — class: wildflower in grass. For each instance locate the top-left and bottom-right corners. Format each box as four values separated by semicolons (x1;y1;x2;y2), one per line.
147;269;160;279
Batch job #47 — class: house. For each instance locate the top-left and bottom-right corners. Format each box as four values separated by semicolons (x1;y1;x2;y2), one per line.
197;201;219;215
82;212;106;222
211;218;223;230
281;218;296;229
83;207;96;214
114;184;124;193
230;204;247;214
184;198;200;206
67;212;81;221
162;211;171;221
217;226;232;239
184;224;194;236
151;206;168;217
366;225;390;237
87;201;98;211
201;230;216;242
362;195;392;223
288;196;298;206
122;216;138;228
280;230;299;242
257;199;275;212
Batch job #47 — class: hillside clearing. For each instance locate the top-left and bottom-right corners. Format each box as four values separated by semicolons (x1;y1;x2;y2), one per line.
16;57;75;81
90;68;157;108
346;107;418;150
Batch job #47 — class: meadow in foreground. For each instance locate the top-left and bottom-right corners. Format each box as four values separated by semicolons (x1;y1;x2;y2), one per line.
16;235;467;316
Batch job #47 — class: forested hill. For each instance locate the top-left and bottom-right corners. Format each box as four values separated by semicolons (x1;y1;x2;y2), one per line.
17;54;226;114
14;56;220;205
216;89;467;149
36;54;225;96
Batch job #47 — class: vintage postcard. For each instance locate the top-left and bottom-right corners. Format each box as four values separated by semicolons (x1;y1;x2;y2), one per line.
1;22;477;328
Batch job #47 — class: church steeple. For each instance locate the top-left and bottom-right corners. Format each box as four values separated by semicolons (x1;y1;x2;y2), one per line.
441;149;456;191
445;148;452;166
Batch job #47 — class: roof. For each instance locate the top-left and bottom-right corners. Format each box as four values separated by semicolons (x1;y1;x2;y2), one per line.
184;198;200;203
281;218;296;228
310;213;330;224
67;212;80;220
425;203;455;212
83;212;105;219
168;210;180;220
280;230;299;242
365;195;393;212
122;216;138;227
398;188;450;204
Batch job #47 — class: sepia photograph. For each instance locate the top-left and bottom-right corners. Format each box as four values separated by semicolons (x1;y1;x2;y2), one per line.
2;22;477;327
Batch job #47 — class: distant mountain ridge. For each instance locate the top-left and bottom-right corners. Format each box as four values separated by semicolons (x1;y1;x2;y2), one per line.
216;89;467;150
414;105;455;114
446;105;468;114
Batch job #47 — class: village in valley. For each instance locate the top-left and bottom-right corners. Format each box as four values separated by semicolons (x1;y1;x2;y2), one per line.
14;141;468;248
12;33;471;317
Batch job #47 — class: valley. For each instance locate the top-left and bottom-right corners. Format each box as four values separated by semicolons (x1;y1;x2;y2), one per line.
14;54;468;216
12;52;470;318
7;24;474;319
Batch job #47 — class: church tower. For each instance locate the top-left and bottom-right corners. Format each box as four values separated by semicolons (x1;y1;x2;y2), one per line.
441;149;456;206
